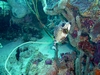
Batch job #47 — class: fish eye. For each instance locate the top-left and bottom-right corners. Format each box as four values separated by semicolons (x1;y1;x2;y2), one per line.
62;23;66;27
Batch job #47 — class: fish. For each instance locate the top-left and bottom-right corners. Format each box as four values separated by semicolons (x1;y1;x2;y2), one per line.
54;21;71;43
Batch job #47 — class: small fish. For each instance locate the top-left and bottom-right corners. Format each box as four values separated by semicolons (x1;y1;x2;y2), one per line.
54;21;71;43
52;21;71;50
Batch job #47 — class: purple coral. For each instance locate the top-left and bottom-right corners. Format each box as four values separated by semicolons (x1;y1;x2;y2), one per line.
45;59;52;65
82;19;94;30
93;40;100;65
91;22;100;37
66;70;70;75
97;40;100;53
71;30;78;38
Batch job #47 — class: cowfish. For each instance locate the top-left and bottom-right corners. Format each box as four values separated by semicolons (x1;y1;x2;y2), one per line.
52;21;71;50
54;21;71;43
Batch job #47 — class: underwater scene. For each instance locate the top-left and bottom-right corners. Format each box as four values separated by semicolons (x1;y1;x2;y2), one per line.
0;0;100;75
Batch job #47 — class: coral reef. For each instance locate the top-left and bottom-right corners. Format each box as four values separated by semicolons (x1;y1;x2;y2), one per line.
41;0;100;74
78;32;96;55
3;0;100;75
91;22;100;39
94;64;100;75
6;44;44;75
5;42;76;75
93;39;100;65
82;18;95;32
71;26;78;38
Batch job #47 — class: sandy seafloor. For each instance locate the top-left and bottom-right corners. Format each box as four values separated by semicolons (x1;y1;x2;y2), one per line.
0;31;73;74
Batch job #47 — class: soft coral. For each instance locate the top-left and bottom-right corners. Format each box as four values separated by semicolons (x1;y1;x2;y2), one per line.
78;33;96;55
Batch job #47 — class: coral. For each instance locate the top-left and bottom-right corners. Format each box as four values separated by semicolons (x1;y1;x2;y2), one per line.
75;50;94;75
7;0;30;18
5;41;51;75
62;7;76;33
45;0;60;10
91;22;100;38
46;15;61;33
42;0;68;15
75;50;84;75
78;32;96;55
12;5;27;18
41;0;100;75
95;69;100;75
28;60;58;75
82;18;95;32
76;15;81;29
68;34;79;47
94;65;100;75
78;40;95;55
71;27;78;38
66;70;70;75
5;0;100;75
93;40;100;65
0;1;10;16
32;58;43;66
42;0;81;34
70;0;93;13
81;10;93;17
59;52;75;74
50;68;58;75
45;59;52;65
83;18;94;27
97;40;100;52
71;30;78;38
